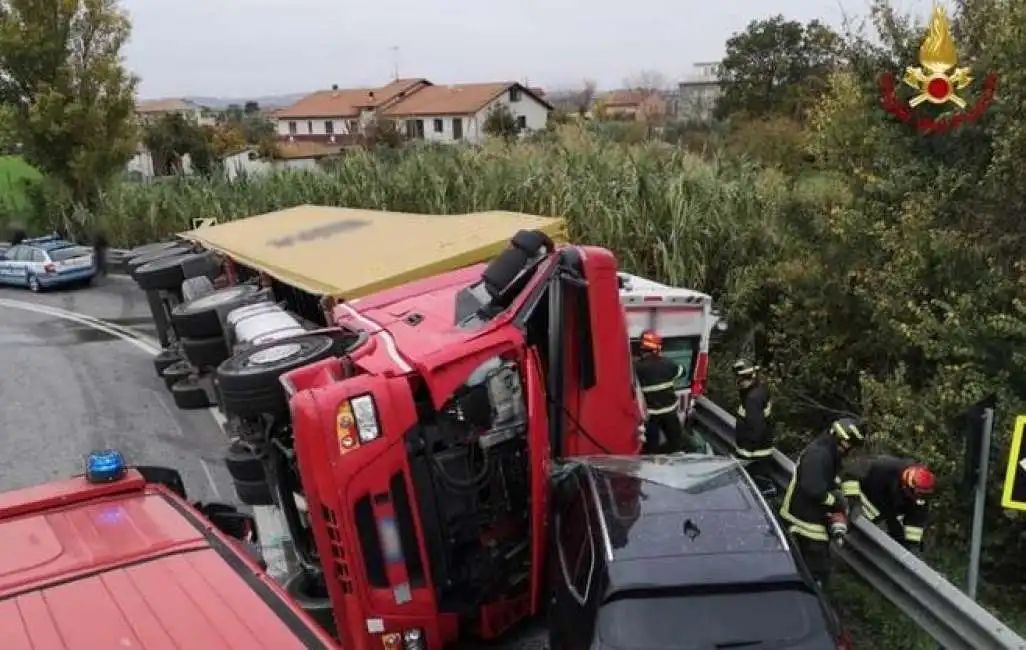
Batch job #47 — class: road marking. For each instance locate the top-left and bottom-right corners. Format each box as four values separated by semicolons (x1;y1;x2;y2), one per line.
0;297;229;432
200;459;223;499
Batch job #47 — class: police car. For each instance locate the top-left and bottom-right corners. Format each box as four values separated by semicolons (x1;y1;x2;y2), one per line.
0;234;96;291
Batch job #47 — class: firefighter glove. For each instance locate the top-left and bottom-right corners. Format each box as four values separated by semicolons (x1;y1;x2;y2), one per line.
827;512;849;542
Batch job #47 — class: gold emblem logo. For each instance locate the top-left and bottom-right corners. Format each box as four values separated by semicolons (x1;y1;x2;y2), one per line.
902;5;972;108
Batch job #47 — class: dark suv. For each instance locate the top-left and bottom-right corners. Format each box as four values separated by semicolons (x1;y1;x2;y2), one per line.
548;455;852;650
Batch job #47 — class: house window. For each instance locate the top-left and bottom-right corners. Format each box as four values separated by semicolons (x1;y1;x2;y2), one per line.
325;120;334;135
306;120;313;134
452;118;463;140
433;118;443;133
346;120;359;133
405;119;424;139
288;121;297;135
509;86;522;102
516;115;527;130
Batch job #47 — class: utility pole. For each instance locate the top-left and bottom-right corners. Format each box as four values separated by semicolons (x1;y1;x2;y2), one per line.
390;46;399;80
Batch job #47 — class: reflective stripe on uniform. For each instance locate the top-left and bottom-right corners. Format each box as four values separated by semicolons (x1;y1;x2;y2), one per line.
736;447;774;458
859;495;880;520
738;405;746;417
841;480;861;497
904;526;924;542
780;476;829;540
823;491;836;507
738;401;771;419
641;380;676;393
648;403;678;415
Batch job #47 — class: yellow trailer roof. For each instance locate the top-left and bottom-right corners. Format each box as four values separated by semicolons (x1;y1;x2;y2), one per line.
178;205;567;299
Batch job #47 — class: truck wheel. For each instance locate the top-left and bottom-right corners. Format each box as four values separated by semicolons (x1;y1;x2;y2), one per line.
127;246;190;276
161;359;193;390
181;335;230;368
135;252;214;292
170;284;262;339
224;444;267;482
232;478;273;506
181;276;214;301
171;376;211;409
129;241;180;257
153;349;182;377
217;335;337;418
284;570;337;636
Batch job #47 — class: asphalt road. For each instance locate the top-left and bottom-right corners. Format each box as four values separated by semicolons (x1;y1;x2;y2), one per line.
0;275;236;502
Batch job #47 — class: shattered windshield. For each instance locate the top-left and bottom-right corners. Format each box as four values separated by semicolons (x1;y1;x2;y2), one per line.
575;454;745;494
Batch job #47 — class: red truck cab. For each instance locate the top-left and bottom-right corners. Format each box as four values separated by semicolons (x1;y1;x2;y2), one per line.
278;236;642;648
0;463;338;650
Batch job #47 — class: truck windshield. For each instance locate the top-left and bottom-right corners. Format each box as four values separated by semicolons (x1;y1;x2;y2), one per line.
596;587;836;649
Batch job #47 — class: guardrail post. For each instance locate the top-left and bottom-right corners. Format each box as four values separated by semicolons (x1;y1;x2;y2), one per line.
967;406;994;600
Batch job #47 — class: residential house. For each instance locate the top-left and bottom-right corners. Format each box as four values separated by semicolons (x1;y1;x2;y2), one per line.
381;82;551;143
134;98;215;126
274;78;429;144
221;142;347;181
677;62;722;122
600;90;666;121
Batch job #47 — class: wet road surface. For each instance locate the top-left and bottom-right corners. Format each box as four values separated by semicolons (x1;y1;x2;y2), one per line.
0;276;234;502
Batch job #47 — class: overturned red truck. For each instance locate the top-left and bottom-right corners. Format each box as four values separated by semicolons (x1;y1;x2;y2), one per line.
128;207;722;648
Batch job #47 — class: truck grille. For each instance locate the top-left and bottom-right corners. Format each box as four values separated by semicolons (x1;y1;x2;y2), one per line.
320;505;353;594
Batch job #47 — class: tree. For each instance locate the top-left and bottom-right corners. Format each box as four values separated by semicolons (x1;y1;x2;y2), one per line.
624;70;667;93
0;0;138;208
141;112;214;176
573;79;597;116
243;100;259;115
715;15;843;120
483;104;521;141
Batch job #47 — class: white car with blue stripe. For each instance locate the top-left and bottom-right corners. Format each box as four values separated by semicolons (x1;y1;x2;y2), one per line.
0;235;97;292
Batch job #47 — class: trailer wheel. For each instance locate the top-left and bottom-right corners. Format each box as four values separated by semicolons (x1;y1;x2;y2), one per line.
128;241;180;257
181;335;230;368
232;478;274;506
224;444;266;483
217;335;337;418
136;252;214;292
171;284;263;339
161;359;193;390
171;376;212;409
153;349;182;377
284;570;337;635
181;276;214;302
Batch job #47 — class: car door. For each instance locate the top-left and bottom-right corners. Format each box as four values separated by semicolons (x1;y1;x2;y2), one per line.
0;245;26;284
29;247;47;279
549;465;601;650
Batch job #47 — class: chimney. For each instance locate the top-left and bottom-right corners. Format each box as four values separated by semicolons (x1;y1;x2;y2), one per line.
332;84;339;90
331;84;339;97
368;91;375;99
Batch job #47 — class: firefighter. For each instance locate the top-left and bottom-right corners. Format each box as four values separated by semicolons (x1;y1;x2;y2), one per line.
634;330;685;453
733;359;774;486
843;456;934;554
780;417;867;588
92;231;109;277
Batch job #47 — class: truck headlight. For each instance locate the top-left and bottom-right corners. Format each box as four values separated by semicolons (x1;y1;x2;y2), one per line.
350;395;380;442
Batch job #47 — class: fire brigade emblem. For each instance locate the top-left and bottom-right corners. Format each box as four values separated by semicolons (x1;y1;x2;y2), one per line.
878;3;997;133
903;5;971;108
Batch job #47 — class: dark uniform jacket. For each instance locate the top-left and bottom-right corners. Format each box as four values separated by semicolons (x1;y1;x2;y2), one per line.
842;455;928;551
634;353;682;416
736;380;773;458
780;432;847;541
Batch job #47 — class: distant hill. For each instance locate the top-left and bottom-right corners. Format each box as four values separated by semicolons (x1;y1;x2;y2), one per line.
186;93;306;110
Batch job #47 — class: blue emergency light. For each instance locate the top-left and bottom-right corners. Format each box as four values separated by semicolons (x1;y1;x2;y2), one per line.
86;450;127;483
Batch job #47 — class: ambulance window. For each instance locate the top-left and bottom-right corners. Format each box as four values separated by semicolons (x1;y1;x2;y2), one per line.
660;336;699;390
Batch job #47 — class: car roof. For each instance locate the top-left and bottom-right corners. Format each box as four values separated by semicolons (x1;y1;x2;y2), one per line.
578;455;802;594
0;471;335;649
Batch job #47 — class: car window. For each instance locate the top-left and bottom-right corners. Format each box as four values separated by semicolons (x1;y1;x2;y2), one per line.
1;245;18;260
597;587;835;649
31;249;46;263
14;246;35;262
557;472;596;604
48;246;91;261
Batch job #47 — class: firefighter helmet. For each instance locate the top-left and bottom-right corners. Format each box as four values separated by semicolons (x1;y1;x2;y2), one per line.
830;417;866;447
733;359;758;377
640;330;662;352
901;464;936;496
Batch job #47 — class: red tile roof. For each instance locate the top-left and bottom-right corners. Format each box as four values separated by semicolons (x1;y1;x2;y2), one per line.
276;79;427;119
383;82;551;117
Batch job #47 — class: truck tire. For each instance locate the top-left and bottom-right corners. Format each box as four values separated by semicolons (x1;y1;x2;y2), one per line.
171;376;211;409
181;276;214;301
224;444;266;482
161;359;193;390
170;284;262;339
217;335;337;418
153;349;182;377
127;246;190;275
233;478;273;506
182;335;230;368
135;252;214;291
129;241;180;257
284;570;337;636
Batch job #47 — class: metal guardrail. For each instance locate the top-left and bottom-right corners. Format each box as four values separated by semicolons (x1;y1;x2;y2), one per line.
693;396;1026;650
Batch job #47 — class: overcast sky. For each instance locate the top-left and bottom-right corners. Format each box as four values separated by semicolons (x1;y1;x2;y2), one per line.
122;0;939;99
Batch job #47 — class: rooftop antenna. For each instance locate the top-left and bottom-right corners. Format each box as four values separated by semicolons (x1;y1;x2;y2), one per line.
390;46;399;80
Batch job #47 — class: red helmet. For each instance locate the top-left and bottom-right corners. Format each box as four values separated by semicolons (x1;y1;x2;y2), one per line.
901;465;936;496
640;330;662;352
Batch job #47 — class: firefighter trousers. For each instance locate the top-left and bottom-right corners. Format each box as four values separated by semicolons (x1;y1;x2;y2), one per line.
795;535;832;589
644;412;684;453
